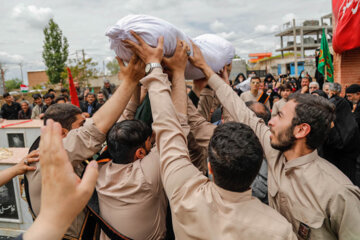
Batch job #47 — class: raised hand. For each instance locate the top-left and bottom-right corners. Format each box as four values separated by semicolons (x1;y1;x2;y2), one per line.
117;55;145;84
123;30;164;64
162;39;190;74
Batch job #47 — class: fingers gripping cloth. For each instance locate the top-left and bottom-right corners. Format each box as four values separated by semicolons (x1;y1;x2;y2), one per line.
105;15;235;80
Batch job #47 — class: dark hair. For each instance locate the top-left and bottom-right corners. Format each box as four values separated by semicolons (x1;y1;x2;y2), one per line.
208;122;263;192
311;90;328;99
85;92;96;99
289;93;335;149
32;93;42;99
234;73;246;85
47;88;55;93
43;93;55;99
3;93;10;98
61;88;69;94
279;83;292;91
245;101;271;125
107;120;153;164
251;76;260;82
55;96;66;103
44;104;82;130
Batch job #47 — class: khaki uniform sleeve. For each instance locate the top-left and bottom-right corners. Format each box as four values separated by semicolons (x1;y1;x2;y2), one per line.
328;185;360;239
118;100;138;122
198;88;216;121
187;97;216;148
63;118;106;164
141;69;207;198
208;74;279;165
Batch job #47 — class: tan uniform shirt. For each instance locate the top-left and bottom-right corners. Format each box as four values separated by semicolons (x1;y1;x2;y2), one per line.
96;148;167;240
198;87;220;121
209;73;360;240
140;69;297;240
240;90;271;109
271;98;287;117
25;118;106;238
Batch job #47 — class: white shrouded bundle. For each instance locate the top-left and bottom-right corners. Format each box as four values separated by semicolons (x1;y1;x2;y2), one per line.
105;15;235;80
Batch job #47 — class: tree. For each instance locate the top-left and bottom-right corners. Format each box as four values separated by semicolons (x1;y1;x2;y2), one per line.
5;78;22;91
61;49;99;87
106;58;120;75
42;18;69;84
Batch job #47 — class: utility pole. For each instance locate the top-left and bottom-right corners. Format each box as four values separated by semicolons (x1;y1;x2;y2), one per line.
0;67;5;95
19;63;24;82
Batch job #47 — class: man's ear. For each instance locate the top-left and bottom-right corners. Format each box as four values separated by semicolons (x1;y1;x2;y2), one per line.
293;123;311;139
135;148;146;160
62;128;69;138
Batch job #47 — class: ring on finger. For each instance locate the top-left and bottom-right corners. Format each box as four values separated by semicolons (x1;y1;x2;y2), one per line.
24;159;28;165
186;50;191;56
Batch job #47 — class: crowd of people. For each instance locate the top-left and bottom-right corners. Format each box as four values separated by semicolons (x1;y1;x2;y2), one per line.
0;32;359;240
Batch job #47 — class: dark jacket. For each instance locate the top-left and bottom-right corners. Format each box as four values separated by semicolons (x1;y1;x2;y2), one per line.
18;109;32;119
1;102;21;119
318;95;360;185
80;101;101;117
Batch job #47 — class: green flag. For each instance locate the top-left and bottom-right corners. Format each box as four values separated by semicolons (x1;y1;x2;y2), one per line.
318;29;334;82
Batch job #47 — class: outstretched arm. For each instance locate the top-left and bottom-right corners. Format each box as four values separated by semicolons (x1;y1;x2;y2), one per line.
127;32;206;197
189;43;278;162
92;55;145;134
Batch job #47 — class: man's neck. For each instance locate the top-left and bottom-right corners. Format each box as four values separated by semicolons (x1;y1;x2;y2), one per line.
283;142;313;161
250;89;258;96
6;102;12;106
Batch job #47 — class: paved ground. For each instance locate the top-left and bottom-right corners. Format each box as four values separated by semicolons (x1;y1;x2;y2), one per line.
0;236;14;240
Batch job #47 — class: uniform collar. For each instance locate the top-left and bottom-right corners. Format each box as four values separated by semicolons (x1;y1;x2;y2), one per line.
213;183;252;203
284;150;318;172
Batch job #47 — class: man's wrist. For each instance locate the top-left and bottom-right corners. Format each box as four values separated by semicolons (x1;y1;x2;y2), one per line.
145;59;161;65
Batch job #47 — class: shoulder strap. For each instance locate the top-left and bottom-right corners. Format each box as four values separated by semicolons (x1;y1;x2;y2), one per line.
87;191;133;240
24;136;41;220
257;92;270;104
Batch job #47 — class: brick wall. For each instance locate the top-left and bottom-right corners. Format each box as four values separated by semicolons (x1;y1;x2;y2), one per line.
27;71;49;87
334;47;360;94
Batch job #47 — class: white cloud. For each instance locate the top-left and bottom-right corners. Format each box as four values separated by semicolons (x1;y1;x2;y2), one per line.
210;20;227;33
254;24;279;33
0;52;24;64
12;4;53;28
282;13;296;23
216;31;238;41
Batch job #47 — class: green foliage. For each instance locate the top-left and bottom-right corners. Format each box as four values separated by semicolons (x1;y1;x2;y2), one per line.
5;78;22;91
62;50;99;87
106;58;120;75
42;18;69;84
233;54;241;59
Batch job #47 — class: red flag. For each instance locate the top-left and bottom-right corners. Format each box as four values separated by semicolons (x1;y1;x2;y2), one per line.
67;67;80;107
332;0;360;53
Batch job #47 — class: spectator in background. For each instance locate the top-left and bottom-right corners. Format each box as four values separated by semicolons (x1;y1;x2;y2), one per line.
329;82;342;98
309;81;319;94
47;89;56;98
272;83;292;117
80;92;101;117
322;82;331;97
40;93;55;119
97;91;106;105
101;79;116;100
74;81;84;101
1;93;21;119
18;100;32;119
31;94;43;119
240;77;270;109
61;88;69;96
298;76;310;94
55;96;67;104
346;84;360;129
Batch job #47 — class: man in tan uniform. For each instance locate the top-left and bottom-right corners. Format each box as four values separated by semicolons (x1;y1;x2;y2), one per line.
240;76;271;109
190;44;360;240
126;32;297;239
272;83;292;117
25;55;146;239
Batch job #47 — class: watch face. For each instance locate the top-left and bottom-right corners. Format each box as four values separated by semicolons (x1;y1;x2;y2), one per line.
145;64;151;74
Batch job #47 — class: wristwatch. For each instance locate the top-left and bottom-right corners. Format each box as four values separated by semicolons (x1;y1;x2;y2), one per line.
145;63;162;75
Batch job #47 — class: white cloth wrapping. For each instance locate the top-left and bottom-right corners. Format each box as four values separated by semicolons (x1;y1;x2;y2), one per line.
106;15;235;80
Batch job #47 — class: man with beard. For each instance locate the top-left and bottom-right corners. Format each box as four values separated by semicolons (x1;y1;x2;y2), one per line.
189;43;360;240
346;84;360;129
